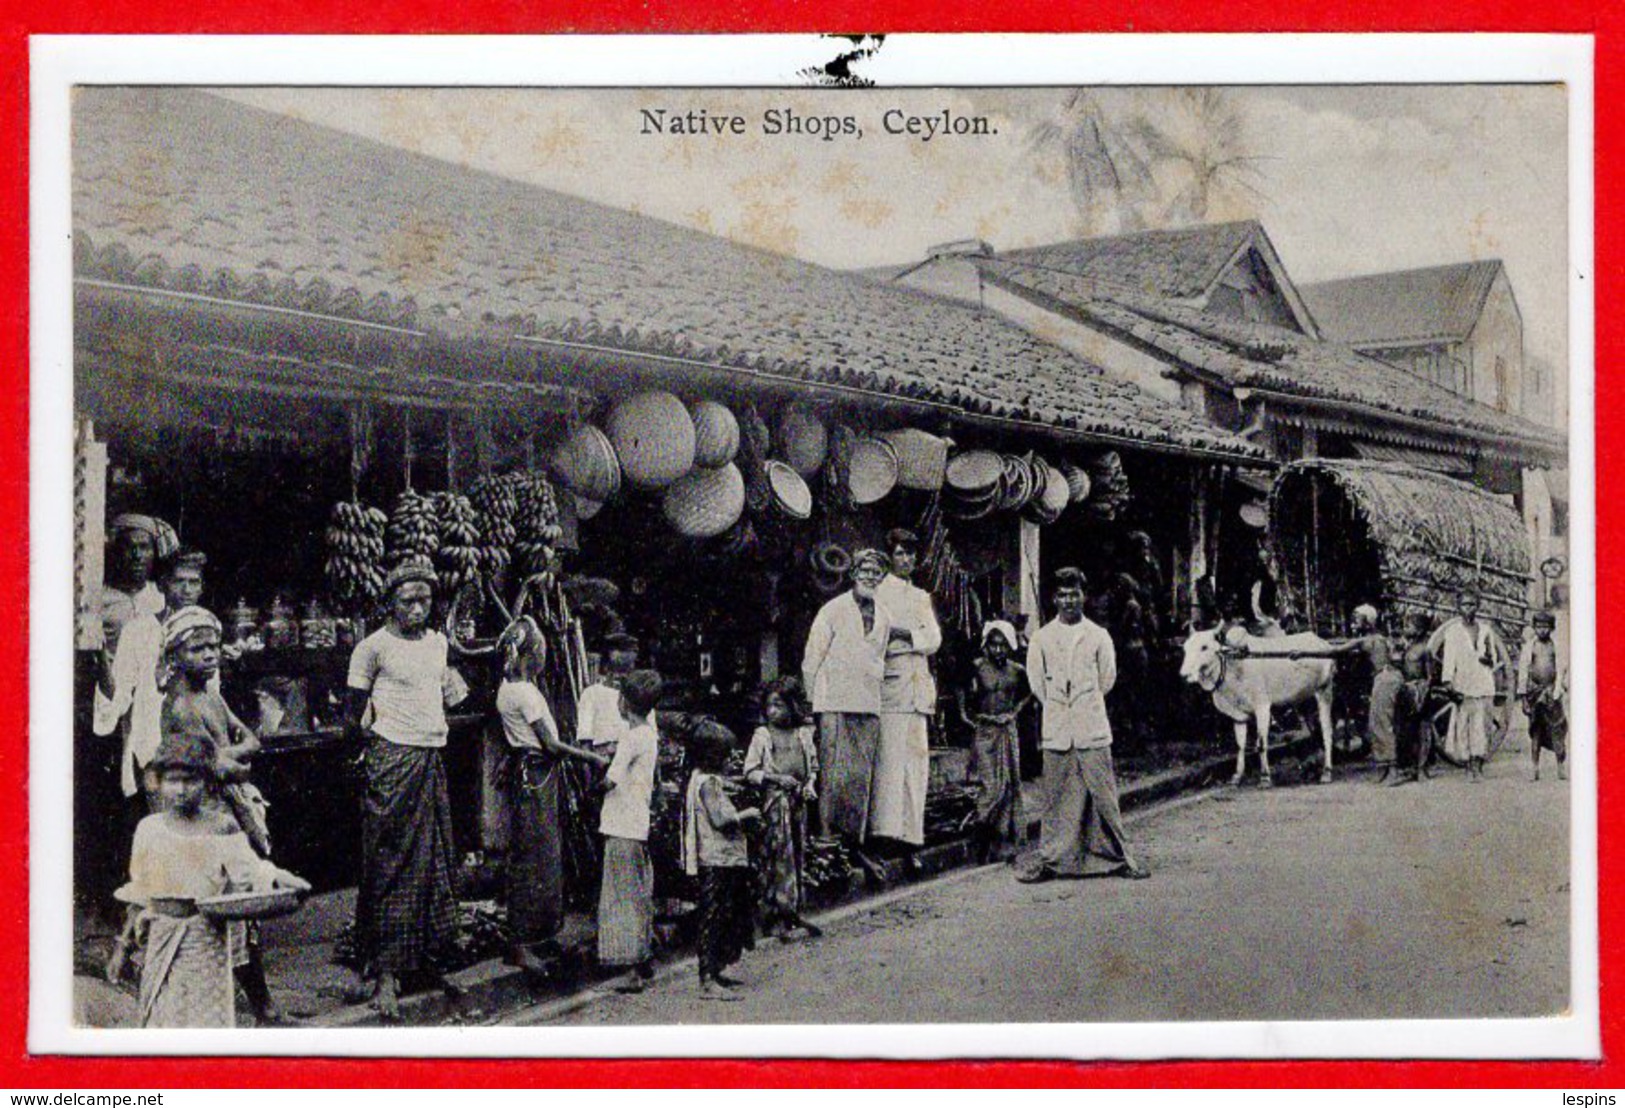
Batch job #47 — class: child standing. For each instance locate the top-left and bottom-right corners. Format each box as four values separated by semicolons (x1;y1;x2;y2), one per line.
1519;609;1568;781
956;621;1031;861
596;668;663;993
683;727;760;1001
495;616;610;975
743;678;822;941
113;730;308;1028
140;605;285;1023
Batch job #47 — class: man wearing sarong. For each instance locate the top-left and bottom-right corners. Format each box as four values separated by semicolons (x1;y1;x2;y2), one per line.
1518;609;1568;782
872;529;942;850
1288;604;1405;784
1018;567;1149;883
345;562;466;1020
802;549;893;849
1428;591;1509;782
85;515;176;937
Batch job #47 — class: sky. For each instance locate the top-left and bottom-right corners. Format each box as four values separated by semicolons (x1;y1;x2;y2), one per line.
220;85;1569;375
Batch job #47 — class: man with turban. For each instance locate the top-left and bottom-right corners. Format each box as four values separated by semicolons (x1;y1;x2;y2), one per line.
345;561;467;1019
802;549;893;849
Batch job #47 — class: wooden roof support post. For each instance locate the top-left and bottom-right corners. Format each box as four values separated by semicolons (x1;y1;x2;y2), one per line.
1019;516;1043;640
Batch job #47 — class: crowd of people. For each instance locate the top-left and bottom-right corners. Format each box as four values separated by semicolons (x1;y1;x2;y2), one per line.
83;510;1568;1027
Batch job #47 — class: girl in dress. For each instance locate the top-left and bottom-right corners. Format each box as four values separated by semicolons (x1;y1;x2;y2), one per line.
743;678;823;941
113;731;308;1028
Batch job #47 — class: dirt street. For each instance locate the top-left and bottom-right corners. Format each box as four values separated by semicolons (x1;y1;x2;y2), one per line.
520;757;1570;1025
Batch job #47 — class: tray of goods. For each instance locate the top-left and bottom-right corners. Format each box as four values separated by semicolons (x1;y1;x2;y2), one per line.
197;887;306;922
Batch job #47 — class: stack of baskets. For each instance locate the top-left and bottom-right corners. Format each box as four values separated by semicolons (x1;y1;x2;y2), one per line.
943;449;1079;524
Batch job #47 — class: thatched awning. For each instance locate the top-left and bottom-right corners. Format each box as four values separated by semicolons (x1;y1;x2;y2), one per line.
1269;459;1532;632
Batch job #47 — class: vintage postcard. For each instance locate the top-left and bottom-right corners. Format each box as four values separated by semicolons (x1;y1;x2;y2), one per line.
29;34;1596;1058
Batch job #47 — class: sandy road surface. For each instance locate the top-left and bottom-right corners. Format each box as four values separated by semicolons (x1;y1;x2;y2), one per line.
520;758;1570;1025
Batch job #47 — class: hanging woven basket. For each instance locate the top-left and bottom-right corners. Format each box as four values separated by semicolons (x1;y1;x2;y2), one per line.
879;428;950;491
765;460;814;520
778;404;829;477
549;425;622;503
945;449;1003;496
1060;462;1093;504
690;401;741;469
662;462;746;538
607;390;697;489
848;437;900;505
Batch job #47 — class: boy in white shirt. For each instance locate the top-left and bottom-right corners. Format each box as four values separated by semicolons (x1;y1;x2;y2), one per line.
596;668;664;993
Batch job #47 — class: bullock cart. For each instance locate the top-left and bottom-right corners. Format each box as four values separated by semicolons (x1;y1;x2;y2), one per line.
1267;459;1534;764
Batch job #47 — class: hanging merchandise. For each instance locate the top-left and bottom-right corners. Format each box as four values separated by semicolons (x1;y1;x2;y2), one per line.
847;436;900;505
467;473;519;579
765;461;814;520
431;491;484;597
662;462;746;538
1085;450;1132;520
324;500;388;611
943;448;1002;520
550;424;622;504
1025;456;1071;526
778;403;828;477
878;428;950;491
1059;462;1093;505
690;401;741;468
607;390;696;489
822;422;858;511
386;489;440;565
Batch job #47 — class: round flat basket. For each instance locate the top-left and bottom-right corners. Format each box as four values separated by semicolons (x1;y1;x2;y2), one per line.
690;401;741;468
848;437;900;505
1060;463;1092;504
607;390;697;489
198;888;305;922
575;494;605;521
550;425;622;503
765;460;814;520
945;449;1003;495
948;491;998;521
879;428;950;491
662;462;745;538
996;455;1031;511
1027;457;1069;523
778;405;829;477
1239;500;1268;529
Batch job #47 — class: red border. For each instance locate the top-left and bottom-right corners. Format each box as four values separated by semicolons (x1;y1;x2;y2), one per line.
6;4;1615;1088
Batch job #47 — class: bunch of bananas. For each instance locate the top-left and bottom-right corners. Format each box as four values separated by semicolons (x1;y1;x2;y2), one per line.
386;490;440;563
511;471;564;575
324;501;387;609
468;474;519;578
431;491;485;596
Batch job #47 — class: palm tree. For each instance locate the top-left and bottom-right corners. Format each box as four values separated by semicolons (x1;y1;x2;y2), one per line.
1129;89;1271;224
1027;89;1156;234
1029;88;1270;231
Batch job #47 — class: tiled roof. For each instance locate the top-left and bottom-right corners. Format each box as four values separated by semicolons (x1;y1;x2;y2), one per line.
1299;261;1503;347
978;258;1564;455
71;88;1264;462
998;222;1263;301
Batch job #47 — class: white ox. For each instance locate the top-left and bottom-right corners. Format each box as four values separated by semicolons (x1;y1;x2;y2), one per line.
1179;627;1338;787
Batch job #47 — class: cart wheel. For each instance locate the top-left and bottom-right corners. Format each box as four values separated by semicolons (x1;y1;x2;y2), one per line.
1429;703;1467;769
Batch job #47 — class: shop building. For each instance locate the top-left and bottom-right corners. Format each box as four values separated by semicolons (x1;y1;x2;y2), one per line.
72;89;1268;890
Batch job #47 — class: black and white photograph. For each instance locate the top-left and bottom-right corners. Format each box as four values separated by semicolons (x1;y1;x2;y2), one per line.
36;35;1594;1056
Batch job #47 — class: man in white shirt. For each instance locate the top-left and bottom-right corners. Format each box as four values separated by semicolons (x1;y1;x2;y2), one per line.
1427;590;1509;781
803;549;893;846
872;529;942;849
345;562;467;1019
1019;567;1148;883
